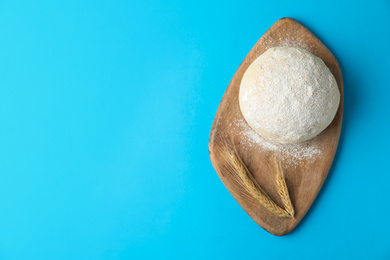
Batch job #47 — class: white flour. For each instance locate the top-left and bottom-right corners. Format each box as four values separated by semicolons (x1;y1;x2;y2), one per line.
229;118;322;167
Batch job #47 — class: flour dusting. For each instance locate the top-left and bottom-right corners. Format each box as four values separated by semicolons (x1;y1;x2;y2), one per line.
228;118;322;167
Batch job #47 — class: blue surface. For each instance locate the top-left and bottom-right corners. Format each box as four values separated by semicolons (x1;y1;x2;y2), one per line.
0;0;389;259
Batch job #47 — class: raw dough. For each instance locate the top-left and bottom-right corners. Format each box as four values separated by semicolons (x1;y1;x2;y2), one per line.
239;47;340;144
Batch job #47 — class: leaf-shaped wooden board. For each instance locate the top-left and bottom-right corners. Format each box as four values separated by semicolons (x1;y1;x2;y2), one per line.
208;18;343;236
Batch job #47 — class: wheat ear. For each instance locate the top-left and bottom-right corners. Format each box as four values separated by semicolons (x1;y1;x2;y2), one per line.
217;140;290;218
269;154;295;218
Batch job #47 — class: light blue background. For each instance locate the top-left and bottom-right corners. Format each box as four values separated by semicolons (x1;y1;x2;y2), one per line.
0;0;389;259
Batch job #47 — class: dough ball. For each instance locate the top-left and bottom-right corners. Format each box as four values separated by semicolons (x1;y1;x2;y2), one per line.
239;47;340;144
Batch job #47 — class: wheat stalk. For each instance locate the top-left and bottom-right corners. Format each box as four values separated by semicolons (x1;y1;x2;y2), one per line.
269;154;295;218
216;139;290;218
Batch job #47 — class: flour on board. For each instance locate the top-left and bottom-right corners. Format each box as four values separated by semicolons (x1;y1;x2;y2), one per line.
229;118;322;168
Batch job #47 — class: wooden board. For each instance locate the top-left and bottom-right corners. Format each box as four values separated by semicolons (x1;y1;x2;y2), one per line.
208;18;343;236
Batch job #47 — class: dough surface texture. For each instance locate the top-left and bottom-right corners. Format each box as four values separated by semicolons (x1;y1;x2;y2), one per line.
239;47;340;144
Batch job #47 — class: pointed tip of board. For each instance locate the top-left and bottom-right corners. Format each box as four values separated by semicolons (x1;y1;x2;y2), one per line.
276;17;301;26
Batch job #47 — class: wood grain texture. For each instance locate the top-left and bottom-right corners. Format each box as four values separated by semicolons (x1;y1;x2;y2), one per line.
208;18;343;236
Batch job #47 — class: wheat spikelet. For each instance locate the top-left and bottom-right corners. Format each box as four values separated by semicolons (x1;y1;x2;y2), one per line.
269;154;295;218
216;139;290;218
